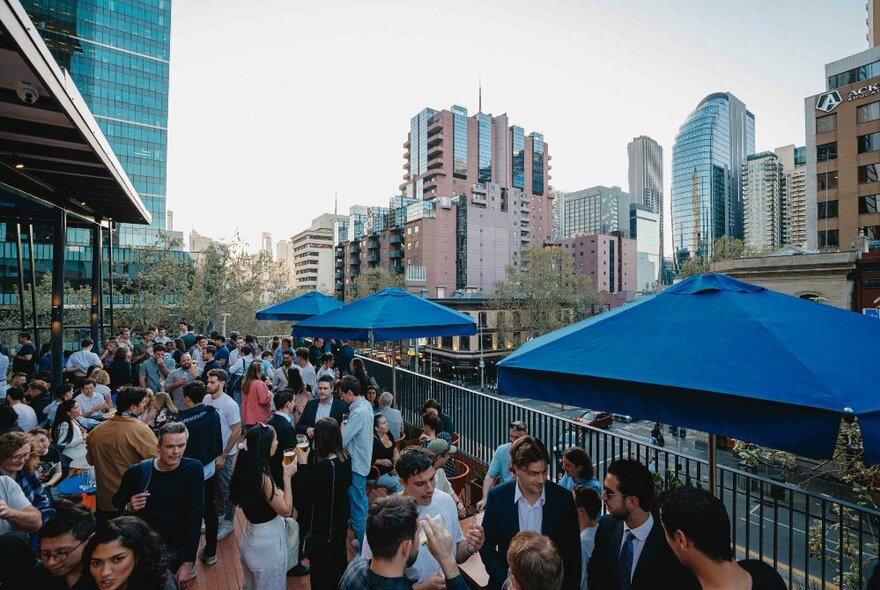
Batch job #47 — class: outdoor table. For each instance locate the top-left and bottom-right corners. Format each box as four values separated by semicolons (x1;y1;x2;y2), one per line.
56;472;97;511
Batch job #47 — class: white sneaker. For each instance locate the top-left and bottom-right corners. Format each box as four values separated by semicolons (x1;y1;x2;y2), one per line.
217;520;234;541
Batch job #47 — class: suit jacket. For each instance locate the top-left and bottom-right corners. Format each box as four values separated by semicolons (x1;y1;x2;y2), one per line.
587;513;698;590
295;397;347;436
480;480;581;590
267;413;298;487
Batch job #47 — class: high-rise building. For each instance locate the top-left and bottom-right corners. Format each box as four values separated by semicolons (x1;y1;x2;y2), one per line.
551;233;637;308
742;152;784;252
630;205;660;292
805;38;880;252
775;145;808;248
23;0;172;247
551;189;566;239
291;214;346;293
671;92;755;264
261;232;273;257
627;136;664;278
561;186;632;239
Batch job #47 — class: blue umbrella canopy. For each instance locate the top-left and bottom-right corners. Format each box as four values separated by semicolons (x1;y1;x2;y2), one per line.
292;288;478;341
498;274;880;463
255;291;343;321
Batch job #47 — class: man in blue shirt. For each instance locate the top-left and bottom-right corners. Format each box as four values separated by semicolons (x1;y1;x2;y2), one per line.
212;334;229;369
340;375;373;550
476;420;529;511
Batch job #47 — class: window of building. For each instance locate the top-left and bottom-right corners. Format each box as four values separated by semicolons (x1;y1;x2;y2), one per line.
818;200;838;219
818;229;839;248
859;133;880;154
828;60;880;88
441;336;453;349
859;164;880;184
481;333;493;350
858;101;880;124
816;113;837;133
817;142;837;161
459;336;471;351
859;195;879;214
817;171;839;190
478;312;488;328
861;225;880;240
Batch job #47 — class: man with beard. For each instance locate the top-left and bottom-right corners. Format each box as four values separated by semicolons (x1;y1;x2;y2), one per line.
361;447;484;589
587;459;697;590
340;495;470;590
272;350;295;391
164;353;197;409
480;435;580;590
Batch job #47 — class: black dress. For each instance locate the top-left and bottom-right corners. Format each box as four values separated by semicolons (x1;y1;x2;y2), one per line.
293;455;352;590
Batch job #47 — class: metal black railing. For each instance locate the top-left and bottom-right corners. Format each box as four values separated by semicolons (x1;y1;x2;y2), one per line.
361;356;880;589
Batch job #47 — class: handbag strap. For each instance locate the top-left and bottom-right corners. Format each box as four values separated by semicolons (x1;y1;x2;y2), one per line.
306;457;336;541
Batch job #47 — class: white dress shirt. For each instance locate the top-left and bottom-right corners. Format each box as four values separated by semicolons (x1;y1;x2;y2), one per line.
514;481;546;533
620;512;654;580
66;349;102;374
315;398;333;422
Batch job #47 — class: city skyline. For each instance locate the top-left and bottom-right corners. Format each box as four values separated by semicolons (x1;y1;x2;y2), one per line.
166;0;868;253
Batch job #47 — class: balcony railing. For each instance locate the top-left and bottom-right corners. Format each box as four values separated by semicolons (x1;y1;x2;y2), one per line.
359;356;880;590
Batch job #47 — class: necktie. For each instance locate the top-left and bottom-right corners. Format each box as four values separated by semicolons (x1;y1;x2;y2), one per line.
619;530;635;590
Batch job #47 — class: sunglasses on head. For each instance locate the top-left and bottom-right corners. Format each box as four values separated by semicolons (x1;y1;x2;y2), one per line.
509;421;527;432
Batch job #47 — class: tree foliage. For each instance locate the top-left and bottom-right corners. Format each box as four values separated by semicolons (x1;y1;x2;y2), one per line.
490;245;604;344
347;267;405;302
677;237;762;279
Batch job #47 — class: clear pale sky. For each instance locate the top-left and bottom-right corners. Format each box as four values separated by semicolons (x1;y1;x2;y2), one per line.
166;0;869;254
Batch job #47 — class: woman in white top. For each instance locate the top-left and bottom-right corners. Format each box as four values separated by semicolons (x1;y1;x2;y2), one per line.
89;369;114;406
51;399;88;463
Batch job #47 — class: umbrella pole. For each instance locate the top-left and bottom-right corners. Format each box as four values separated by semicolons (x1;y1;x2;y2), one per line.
708;433;717;495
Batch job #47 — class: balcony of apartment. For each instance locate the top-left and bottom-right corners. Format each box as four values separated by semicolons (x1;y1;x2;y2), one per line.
335;259;344;269
390;234;403;244
390;264;403;273
367;239;380;249
367;254;380;263
427;146;444;161
350;244;361;254
389;250;403;259
427;135;443;149
335;271;344;280
349;257;361;266
334;280;344;291
350;270;360;278
427;159;444;170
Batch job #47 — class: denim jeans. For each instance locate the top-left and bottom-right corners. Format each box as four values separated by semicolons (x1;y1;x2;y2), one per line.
215;453;237;522
375;472;402;493
348;473;368;550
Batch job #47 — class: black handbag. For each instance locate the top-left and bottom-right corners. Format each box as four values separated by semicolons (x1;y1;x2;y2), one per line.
302;458;336;559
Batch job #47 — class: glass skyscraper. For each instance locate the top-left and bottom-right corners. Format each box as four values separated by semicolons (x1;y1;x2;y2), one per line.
671;92;755;262
23;0;172;246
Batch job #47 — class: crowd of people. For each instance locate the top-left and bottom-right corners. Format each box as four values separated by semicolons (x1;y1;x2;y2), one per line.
0;326;795;590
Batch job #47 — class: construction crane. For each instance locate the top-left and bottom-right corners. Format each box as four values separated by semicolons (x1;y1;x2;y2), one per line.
691;169;700;257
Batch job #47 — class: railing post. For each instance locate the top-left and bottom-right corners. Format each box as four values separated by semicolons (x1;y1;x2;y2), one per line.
392;363;397;396
708;433;717;495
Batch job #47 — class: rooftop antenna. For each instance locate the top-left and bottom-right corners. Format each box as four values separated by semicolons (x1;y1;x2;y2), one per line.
334;191;338;215
478;75;482;113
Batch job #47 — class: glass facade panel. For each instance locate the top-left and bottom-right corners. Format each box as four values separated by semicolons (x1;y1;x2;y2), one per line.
861;225;880;240
858;164;880;184
818;200;839;219
859;133;880;154
828;60;880;89
531;132;544;195
857;102;880;124
818;171;839;190
511;126;525;189
452;105;468;179
477;113;492;183
816;114;837;133
818;229;839;248
817;142;838;161
859;195;879;214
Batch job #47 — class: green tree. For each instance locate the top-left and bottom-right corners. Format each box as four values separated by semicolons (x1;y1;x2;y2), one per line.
347;267;405;302
677;237;762;278
490;245;604;344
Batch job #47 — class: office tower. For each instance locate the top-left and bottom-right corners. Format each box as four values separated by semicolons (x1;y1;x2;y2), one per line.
561;186;632;239
553;233;637;308
630;204;660;292
552;189;566;239
261;232;273;256
290;214;345;292
23;0;172;247
805;42;880;251
742;152;784;252
671;92;755;264
627;136;664;278
774;145;808;248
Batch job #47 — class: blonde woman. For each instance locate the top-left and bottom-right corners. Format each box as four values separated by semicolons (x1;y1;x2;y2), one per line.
90;369;113;407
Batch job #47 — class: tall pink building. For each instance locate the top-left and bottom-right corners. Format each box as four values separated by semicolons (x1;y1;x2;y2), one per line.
549;232;637;308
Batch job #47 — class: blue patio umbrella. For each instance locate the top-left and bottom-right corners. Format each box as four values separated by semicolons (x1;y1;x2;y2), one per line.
255;291;343;321
292;288;477;341
497;274;880;468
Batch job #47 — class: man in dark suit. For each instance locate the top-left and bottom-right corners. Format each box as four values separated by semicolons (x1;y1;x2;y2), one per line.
296;374;347;440
587;459;698;590
480;436;581;590
267;389;298;487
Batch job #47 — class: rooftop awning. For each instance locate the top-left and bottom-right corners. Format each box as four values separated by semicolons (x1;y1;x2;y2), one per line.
0;0;150;225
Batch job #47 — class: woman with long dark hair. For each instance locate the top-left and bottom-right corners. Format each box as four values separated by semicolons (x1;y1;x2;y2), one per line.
230;423;296;589
82;515;177;590
292;417;352;589
349;358;372;395
108;347;133;393
241;360;271;427
51;399;87;463
171;338;186;365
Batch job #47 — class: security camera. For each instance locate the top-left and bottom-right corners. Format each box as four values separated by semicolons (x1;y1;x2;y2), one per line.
15;82;39;105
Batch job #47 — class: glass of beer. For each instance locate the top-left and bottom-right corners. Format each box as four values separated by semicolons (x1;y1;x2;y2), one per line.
283;448;296;466
296;434;309;450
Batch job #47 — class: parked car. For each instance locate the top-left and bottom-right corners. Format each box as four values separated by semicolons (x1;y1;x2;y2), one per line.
575;410;613;429
612;413;635;423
